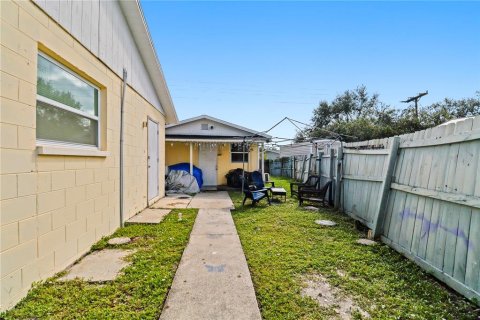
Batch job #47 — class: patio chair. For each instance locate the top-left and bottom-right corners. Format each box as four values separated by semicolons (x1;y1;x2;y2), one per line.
250;171;274;190
242;186;271;206
290;175;320;197
298;181;332;207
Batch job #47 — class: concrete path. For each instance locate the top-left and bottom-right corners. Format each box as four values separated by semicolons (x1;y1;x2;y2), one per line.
152;191;234;210
127;208;171;224
187;191;235;209
160;201;261;319
59;249;134;282
151;194;192;209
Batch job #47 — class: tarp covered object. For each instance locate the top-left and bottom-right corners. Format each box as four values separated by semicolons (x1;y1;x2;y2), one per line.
166;170;200;194
168;163;203;188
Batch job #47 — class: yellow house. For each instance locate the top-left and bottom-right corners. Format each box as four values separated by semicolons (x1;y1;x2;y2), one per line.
166;115;271;188
0;0;177;311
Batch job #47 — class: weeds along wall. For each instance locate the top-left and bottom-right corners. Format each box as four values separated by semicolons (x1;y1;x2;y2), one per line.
328;116;479;304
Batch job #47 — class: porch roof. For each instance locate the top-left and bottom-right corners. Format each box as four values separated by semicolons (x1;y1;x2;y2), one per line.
166;135;268;143
165;115;271;142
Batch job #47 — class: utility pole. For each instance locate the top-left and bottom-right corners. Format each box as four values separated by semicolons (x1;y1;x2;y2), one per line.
401;90;428;119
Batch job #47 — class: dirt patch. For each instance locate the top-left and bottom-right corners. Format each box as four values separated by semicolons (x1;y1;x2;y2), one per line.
301;274;370;319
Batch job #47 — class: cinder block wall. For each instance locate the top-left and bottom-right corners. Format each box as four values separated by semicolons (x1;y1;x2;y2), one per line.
0;0;166;310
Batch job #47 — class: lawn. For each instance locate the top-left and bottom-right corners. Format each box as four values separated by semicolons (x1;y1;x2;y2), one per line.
231;177;478;320
1;209;197;320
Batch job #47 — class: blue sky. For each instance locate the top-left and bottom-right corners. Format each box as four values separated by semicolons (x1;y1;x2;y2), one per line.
142;1;480;141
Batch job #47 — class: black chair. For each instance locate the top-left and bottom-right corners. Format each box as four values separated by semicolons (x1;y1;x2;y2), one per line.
242;186;271;206
290;175;320;197
298;181;332;206
250;171;274;190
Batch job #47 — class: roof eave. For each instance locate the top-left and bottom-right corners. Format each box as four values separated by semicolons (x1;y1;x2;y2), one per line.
166;115;272;139
119;1;178;124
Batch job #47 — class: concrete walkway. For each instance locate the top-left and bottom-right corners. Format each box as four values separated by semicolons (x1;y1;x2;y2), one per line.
160;193;261;320
152;191;234;210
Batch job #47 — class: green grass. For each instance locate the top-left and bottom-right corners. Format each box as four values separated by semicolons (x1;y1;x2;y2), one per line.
231;177;478;320
1;209;197;320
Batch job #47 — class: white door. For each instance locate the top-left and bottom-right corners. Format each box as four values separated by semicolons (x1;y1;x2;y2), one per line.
199;144;217;186
147;119;159;201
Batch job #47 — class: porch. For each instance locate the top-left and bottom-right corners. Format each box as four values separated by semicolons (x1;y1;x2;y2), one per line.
165;115;271;189
165;140;266;188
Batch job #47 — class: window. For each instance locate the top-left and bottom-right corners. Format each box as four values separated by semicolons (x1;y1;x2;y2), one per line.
36;53;100;147
201;123;208;130
231;143;249;163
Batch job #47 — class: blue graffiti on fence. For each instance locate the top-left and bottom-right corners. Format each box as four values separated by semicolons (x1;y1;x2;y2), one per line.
399;209;473;250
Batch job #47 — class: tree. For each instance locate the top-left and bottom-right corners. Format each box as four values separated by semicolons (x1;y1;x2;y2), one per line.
303;85;397;142
302;87;479;142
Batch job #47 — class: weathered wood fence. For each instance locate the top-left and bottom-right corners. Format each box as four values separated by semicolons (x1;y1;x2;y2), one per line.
336;117;480;304
271;117;480;303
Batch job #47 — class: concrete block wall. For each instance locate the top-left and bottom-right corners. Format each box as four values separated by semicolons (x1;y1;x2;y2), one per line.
0;0;166;310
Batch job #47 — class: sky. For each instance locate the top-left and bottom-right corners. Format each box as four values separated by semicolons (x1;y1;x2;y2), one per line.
141;1;480;141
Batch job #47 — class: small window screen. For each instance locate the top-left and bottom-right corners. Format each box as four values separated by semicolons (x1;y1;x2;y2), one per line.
201;123;209;130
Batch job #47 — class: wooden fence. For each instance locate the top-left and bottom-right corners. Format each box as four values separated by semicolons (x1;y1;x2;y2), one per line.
273;116;480;303
337;117;480;303
267;150;338;204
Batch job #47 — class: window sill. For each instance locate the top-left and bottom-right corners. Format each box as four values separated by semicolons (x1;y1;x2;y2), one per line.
37;146;109;157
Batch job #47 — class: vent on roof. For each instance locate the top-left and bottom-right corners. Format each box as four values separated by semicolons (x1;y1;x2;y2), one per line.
201;123;209;130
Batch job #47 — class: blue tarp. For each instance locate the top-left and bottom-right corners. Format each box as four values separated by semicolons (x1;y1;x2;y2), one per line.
168;163;203;188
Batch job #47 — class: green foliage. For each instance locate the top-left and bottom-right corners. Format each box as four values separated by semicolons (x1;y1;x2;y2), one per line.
37;78;83;110
231;177;478;319
300;87;480;142
1;209;197;320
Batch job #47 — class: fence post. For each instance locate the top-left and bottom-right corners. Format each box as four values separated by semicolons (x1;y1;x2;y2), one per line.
329;148;335;205
302;155;309;181
317;151;322;176
291;156;295;179
371;136;400;239
334;145;343;210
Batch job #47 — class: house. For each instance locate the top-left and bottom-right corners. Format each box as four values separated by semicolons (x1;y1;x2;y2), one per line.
279;139;336;158
265;149;280;160
165;115;271;188
0;0;177;310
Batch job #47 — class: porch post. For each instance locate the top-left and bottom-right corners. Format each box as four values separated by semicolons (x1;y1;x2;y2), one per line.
189;142;193;175
261;143;265;181
257;143;260;172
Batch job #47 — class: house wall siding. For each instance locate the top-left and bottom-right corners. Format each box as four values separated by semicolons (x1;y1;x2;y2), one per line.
217;143;259;185
31;0;164;114
166;142;200;168
0;0;166;311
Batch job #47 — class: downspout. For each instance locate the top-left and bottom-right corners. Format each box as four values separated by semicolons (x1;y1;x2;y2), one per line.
120;69;127;227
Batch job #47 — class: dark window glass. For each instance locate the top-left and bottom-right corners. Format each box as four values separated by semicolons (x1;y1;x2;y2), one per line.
231;143;248;163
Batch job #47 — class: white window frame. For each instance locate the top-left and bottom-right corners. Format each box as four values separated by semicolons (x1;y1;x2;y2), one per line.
231;143;249;163
36;52;101;150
